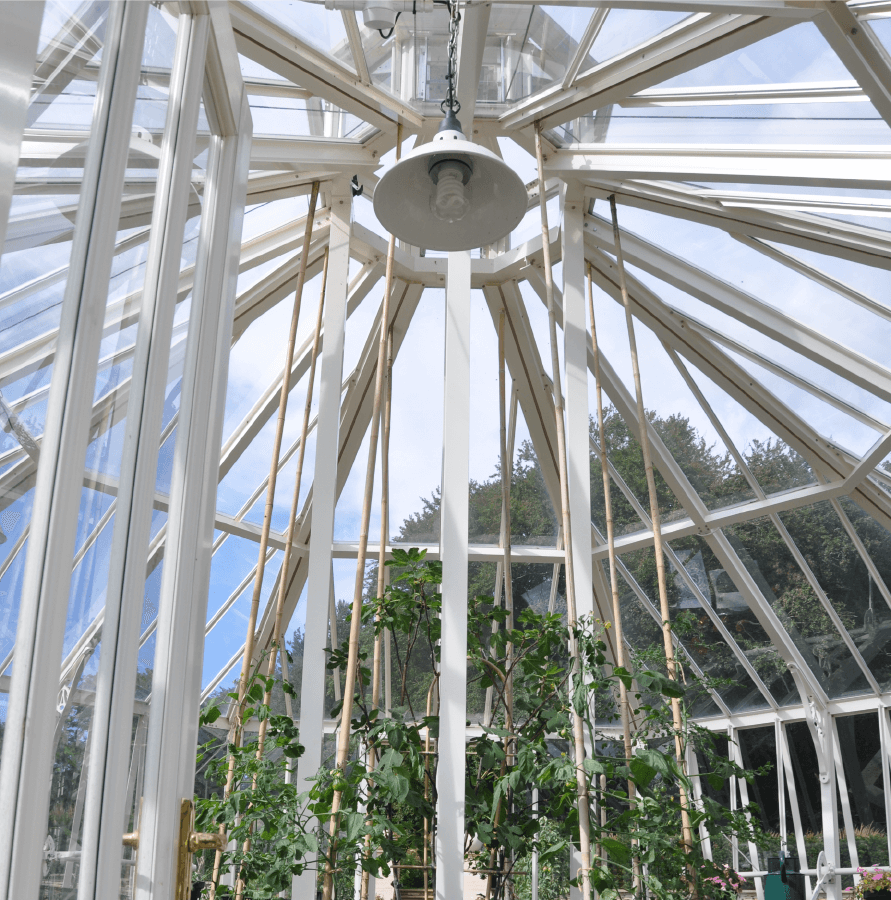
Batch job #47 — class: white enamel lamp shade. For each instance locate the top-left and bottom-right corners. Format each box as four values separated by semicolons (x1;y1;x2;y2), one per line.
373;127;528;252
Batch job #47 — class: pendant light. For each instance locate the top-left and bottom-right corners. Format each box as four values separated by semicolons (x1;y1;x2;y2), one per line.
373;2;528;252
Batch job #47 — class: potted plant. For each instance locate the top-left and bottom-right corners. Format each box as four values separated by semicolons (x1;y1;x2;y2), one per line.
847;866;891;900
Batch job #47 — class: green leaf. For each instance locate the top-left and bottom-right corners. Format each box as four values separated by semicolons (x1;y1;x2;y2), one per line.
200;706;222;726
601;838;630;865
706;772;724;791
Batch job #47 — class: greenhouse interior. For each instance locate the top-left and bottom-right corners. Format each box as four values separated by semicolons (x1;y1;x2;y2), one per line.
4;1;891;900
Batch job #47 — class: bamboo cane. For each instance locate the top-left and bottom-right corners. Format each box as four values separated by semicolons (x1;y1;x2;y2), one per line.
484;311;517;900
211;180;320;899
499;311;515;721
359;326;394;900
257;244;329;753
607;195;696;860
483;384;517;727
372;326;394;720
534;123;593;900
587;262;641;890
322;125;403;900
234;224;330;900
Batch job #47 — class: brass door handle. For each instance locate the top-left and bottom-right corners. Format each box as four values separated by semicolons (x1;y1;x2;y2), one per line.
189;832;225;853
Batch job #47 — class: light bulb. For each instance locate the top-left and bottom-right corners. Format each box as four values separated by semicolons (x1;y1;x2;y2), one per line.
431;163;471;223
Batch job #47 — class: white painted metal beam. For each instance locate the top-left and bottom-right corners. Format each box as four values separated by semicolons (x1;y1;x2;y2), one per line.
436;250;471;900
584;211;891;405
0;6;148;897
816;2;891;129
501;13;798;129
563;8;609;89
620;80;865;105
229;1;423;130
454;1;491;124
291;179;353;900
137;82;252;900
582;176;891;269
548;144;891;189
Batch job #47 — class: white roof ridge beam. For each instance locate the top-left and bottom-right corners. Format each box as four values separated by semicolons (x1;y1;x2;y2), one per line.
621;80;865;105
231;239;330;337
563;8;610;90
583;176;891;268
848;0;891;18
341;10;371;86
455;1;492;125
548;144;891;189
585;244;849;481
733;234;891;321
229;1;422;130
815;3;891;129
250;136;379;170
501;13;800;130
715;191;891;215
6;172;317;256
584;211;891;404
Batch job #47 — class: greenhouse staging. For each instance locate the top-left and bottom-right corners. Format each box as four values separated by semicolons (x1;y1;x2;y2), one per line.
2;2;891;900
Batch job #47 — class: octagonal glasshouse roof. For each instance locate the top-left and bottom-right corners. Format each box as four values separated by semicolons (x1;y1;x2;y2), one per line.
3;1;891;898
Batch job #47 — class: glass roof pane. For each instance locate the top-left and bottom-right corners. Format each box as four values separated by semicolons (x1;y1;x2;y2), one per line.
246;1;355;72
588;288;757;513
250;92;375;140
868;18;891;56
551;99;890;147
359;4;614;112
658;22;851;88
585;9;691;72
203;548;282;690
668;535;780;711
724;518;873;700
596;204;891;406
721;348;882;459
778;500;891;692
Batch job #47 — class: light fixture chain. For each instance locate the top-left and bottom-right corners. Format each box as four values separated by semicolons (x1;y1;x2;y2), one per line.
443;0;461;115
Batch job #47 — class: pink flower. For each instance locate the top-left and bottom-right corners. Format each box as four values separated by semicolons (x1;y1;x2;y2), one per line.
874;875;883;882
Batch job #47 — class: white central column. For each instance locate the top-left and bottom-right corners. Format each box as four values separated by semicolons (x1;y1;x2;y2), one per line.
436;250;471;900
292;180;353;900
562;182;593;622
563;183;594;900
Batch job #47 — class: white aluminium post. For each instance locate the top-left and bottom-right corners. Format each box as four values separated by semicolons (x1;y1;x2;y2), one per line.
0;5;148;898
436;250;471;900
562;182;593;621
0;2;43;257
78;14;210;899
135;50;252;900
563;183;593;900
292;178;353;900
